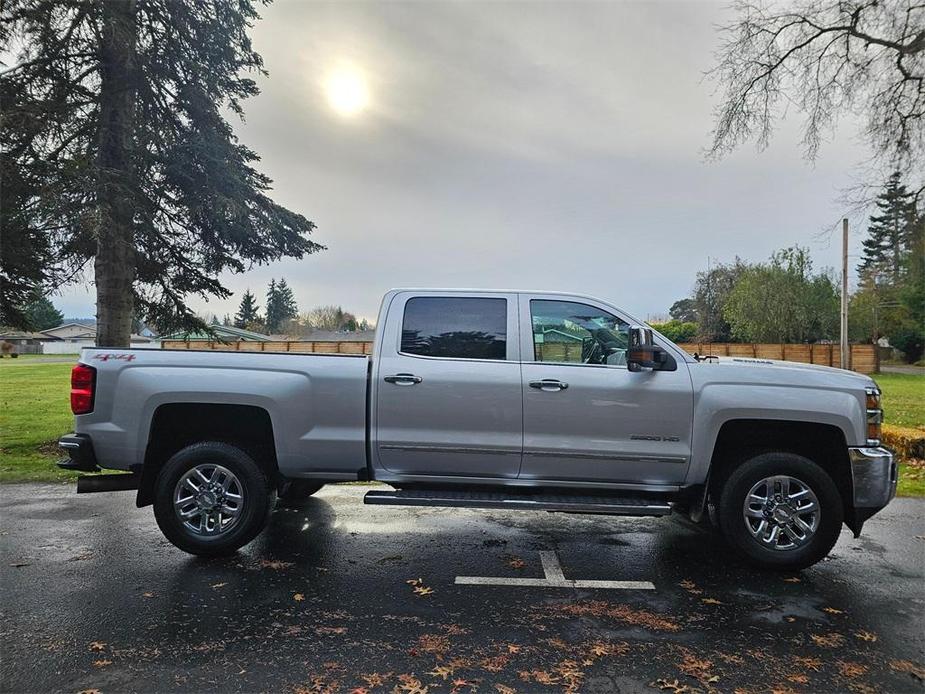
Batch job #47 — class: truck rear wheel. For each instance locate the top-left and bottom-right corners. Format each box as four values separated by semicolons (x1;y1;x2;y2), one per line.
153;442;275;556
717;452;843;570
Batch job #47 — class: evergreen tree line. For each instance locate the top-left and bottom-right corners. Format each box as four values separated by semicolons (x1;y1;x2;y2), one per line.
661;172;924;362
228;279;370;335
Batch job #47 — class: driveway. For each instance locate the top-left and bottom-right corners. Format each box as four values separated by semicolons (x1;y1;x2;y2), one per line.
1;484;923;693
880;364;925;375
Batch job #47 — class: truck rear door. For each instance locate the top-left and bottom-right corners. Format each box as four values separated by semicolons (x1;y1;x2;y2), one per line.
374;291;522;479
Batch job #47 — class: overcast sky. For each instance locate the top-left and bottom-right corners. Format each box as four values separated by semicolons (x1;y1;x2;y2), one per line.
56;0;872;324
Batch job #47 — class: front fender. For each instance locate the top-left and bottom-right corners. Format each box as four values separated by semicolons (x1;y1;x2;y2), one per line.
687;383;863;485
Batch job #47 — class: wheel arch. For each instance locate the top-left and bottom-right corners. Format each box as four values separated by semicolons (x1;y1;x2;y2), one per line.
699;419;853;524
136;403;279;507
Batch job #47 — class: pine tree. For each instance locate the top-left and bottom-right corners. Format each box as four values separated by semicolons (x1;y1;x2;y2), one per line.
276;278;298;326
1;0;324;345
265;277;298;333
265;279;280;333
22;289;64;331
858;172;917;284
234;290;260;329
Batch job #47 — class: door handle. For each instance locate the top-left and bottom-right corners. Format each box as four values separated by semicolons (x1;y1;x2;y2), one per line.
529;379;568;391
384;373;423;385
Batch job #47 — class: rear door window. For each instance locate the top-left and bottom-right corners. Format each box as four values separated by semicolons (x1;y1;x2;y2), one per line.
401;297;507;360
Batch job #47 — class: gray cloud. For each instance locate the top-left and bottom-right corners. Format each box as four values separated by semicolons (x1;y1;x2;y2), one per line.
55;0;868;323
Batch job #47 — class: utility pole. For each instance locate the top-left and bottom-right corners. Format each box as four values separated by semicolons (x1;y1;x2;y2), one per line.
841;218;849;370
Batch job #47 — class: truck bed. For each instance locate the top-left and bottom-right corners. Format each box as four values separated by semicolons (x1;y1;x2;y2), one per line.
75;348;370;479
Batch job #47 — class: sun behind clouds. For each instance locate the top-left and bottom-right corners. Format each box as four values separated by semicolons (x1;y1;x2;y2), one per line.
324;65;370;117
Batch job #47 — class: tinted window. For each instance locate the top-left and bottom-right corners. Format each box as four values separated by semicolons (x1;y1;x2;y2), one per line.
531;300;629;365
401;297;507;360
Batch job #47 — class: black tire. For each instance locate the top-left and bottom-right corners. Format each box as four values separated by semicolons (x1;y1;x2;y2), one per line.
277;480;324;506
153;442;276;556
717;452;843;571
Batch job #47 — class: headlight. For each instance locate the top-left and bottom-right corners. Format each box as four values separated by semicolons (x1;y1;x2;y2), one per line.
866;386;882;444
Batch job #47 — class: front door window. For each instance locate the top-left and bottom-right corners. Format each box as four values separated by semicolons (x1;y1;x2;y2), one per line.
530;300;629;366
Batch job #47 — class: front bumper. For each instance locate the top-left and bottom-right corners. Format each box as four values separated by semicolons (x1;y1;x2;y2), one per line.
849;446;897;510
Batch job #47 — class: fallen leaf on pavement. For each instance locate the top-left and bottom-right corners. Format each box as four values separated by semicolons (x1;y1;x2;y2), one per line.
701;597;723;605
507;644;521;654
142;592;154;598
783;577;801;583
855;630;878;642
259;559;294;570
395;673;428;694
531;671;561;685
507;557;525;570
793;656;822;671
837;661;868;678
786;674;810;684
293;593;305;602
89;641;106;652
822;607;844;614
889;660;925;680
211;582;227;589
429;665;455;680
652;678;689;693
361;673;389;687
92;659;113;668
810;633;844;647
315;626;347;635
413;585;434;596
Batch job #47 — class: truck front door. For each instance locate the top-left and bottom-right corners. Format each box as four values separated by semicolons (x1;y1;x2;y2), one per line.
518;295;693;486
375;292;522;479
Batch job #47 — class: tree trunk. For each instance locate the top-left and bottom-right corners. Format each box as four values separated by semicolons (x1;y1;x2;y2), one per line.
94;0;138;348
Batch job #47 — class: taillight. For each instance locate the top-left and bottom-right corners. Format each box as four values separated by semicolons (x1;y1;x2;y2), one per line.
865;386;882;444
71;364;96;415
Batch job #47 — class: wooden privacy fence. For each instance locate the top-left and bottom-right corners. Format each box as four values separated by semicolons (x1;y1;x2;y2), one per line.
161;340;879;374
676;343;878;374
161;340;374;355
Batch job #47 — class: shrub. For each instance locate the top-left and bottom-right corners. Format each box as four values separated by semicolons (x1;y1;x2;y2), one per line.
652;320;699;343
890;327;924;363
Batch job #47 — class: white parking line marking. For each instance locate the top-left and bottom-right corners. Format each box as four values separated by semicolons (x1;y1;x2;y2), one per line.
455;550;655;590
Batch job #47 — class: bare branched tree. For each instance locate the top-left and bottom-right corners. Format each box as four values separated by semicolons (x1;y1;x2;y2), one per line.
708;0;924;194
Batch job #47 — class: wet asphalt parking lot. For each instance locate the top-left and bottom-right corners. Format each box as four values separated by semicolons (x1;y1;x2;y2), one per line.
1;484;923;694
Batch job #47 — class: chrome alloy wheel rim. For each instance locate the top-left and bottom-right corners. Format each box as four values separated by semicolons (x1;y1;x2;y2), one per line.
743;475;820;551
174;464;244;536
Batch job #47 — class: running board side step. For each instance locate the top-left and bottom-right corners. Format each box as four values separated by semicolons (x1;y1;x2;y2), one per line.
363;489;671;516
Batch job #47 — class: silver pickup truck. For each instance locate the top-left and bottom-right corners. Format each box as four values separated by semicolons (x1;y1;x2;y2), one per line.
59;289;897;570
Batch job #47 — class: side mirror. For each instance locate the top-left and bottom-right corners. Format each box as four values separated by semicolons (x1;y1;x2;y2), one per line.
626;326;675;372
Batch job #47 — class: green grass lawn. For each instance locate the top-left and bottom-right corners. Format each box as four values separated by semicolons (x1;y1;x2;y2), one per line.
1;359;923;496
874;373;925;428
0;360;78;483
874;373;925;497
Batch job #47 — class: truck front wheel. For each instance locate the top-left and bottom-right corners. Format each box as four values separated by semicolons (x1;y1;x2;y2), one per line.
718;452;843;570
153;442;276;556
